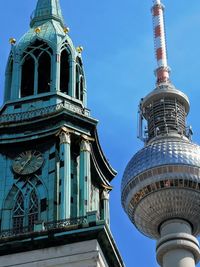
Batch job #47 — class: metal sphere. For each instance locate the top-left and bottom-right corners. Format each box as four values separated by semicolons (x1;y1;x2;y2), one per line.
121;137;200;238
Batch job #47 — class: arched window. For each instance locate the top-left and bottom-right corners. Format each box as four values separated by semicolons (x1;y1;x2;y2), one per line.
13;192;24;232
21;55;35;97
28;190;39;229
75;65;80;99
4;57;13;101
80;76;84;102
75;57;85;101
12;188;39;232
60;49;70;94
20;40;52;98
38;52;51;94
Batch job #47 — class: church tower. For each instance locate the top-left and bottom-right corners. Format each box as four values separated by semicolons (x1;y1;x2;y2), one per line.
0;1;124;266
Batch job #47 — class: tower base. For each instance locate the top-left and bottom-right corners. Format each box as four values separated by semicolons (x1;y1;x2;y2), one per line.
156;219;200;267
0;240;107;267
0;224;124;267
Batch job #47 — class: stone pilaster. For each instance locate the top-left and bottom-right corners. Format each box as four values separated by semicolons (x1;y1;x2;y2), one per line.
58;129;71;220
101;189;110;227
55;53;60;92
69;59;76;97
79;138;91;216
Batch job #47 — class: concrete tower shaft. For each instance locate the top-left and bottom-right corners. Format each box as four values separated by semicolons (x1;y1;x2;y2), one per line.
122;1;200;267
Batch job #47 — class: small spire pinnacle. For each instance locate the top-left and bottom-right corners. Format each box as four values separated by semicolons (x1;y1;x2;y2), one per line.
152;0;170;84
30;0;64;28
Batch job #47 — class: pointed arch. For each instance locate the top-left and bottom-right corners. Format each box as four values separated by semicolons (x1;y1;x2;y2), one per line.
21;54;35;97
28;189;39;229
1;175;48;232
38;51;51;93
75;64;80;99
75;57;85;101
80;76;84;102
20;39;53;98
3;184;19;210
13;191;24;231
60;49;70;94
4;56;13;101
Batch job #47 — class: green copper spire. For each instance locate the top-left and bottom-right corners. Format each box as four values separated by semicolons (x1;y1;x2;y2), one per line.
30;0;64;27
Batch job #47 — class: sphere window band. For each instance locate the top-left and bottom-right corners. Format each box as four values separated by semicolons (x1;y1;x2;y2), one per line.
122;164;200;206
128;178;200;209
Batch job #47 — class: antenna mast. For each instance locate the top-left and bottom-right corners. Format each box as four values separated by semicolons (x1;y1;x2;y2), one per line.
152;0;170;84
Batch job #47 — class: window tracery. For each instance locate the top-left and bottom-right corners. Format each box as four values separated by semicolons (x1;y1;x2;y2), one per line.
21;40;52;98
13;191;24;232
12;187;40;231
28;190;39;229
75;58;84;101
60;49;70;94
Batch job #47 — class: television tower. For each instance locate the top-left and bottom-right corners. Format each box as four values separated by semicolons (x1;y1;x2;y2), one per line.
121;1;200;267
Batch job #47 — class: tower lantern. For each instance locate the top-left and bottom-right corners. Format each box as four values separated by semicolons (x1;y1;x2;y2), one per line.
0;1;124;266
122;1;200;267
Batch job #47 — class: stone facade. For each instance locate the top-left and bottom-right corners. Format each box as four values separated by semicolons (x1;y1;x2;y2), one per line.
0;240;108;267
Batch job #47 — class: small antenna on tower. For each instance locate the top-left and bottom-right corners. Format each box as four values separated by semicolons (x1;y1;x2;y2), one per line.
152;0;170;84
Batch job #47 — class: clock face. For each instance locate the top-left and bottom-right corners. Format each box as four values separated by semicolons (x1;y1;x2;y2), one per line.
13;150;44;175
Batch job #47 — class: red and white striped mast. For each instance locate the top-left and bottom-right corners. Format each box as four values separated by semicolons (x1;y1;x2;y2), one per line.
152;0;170;84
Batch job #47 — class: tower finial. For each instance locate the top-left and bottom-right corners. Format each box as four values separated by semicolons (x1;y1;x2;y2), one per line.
152;0;170;84
30;0;64;28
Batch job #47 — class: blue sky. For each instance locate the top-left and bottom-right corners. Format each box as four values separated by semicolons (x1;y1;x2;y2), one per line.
1;1;200;266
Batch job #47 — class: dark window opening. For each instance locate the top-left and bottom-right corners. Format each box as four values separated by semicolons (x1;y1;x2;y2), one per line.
5;59;13;101
76;57;82;66
14;104;21;109
49;152;55;159
41;198;47;212
80;77;84;101
21;55;35;97
60;49;69;94
76;65;80;99
59;192;61;205
60;160;64;168
38;52;51;94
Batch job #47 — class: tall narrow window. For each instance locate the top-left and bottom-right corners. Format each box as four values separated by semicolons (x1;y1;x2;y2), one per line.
4;58;13;101
38;52;51;94
28;190;39;230
80;76;84;101
21;55;35;97
75;57;85;101
60;49;70;94
13;192;24;232
76;65;80;99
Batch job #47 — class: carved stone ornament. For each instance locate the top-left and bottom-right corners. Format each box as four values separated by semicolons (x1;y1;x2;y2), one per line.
59;131;71;144
101;190;110;200
80;140;91;152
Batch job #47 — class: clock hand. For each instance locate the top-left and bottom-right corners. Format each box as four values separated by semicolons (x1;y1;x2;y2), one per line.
19;155;32;173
